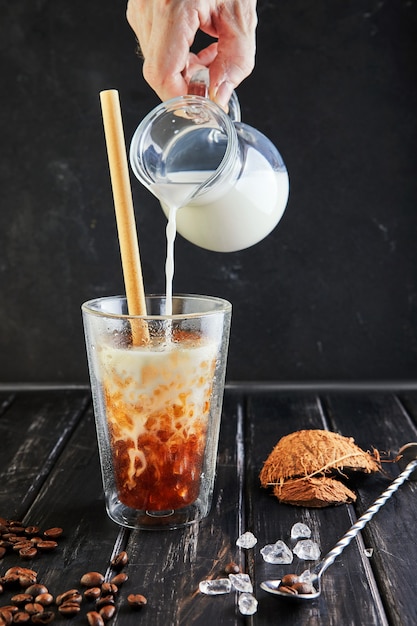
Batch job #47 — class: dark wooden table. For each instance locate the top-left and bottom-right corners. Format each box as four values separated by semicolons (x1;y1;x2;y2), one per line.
1;385;417;625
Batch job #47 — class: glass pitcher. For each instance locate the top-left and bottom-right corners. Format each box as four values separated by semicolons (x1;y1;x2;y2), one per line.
129;81;289;253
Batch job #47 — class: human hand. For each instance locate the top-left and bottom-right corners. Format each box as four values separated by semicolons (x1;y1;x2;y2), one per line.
126;0;257;109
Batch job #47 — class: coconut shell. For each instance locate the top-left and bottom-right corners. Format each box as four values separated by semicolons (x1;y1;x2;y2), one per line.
260;429;380;486
273;476;357;507
260;429;380;507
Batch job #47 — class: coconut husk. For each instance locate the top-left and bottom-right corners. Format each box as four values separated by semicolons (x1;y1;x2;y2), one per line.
260;429;381;507
260;429;380;485
273;476;357;507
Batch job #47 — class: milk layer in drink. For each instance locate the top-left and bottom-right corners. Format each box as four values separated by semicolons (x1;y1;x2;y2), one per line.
96;332;217;511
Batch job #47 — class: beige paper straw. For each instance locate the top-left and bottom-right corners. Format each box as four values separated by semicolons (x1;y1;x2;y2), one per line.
99;89;149;344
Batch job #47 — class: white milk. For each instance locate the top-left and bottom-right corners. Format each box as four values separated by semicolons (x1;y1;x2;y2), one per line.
160;163;289;314
172;169;288;252
164;205;178;316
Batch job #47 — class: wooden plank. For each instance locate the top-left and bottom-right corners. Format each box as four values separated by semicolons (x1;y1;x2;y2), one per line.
322;392;417;626
0;400;125;625
2;389;415;625
0;391;16;417
0;389;246;625
0;389;90;517
398;391;417;429
245;392;388;626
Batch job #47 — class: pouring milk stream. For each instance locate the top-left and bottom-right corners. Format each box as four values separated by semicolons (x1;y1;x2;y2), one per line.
130;83;289;315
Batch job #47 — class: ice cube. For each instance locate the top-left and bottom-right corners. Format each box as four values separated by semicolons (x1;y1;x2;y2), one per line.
293;539;321;561
236;531;257;549
199;578;232;595
291;522;311;540
238;593;258;616
229;573;253;593
298;569;313;582
260;540;293;564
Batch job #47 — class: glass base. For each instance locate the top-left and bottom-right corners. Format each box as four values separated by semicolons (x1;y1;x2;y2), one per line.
106;494;210;530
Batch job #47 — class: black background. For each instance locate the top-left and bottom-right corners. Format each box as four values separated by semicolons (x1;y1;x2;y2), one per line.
1;0;416;384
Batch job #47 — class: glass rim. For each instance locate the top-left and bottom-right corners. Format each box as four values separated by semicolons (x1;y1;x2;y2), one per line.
81;293;232;320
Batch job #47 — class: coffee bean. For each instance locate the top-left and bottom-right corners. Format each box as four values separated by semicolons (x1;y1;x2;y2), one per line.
23;527;40;537
18;578;34;589
80;572;105;587
0;606;18;615
110;551;128;570
0;548;7;559
99;604;116;621
19;547;38;560
3;568;37;589
0;609;13;626
31;612;55;624
34;594;54;607
43;528;63;540
36;541;57;553
2;574;20;588
10;594;32;606
15;568;37;578
12;540;27;552
69;593;82;605
84;587;101;601
12;612;30;623
96;595;115;610
28;538;43;546
281;574;299;587
86;611;104;626
23;603;43;616
58;601;81;616
278;585;298;595
277;573;316;596
55;589;80;606
224;562;240;574
12;543;32;553
109;573;128;587
127;593;147;608
101;583;118;596
5;568;37;583
25;585;48;598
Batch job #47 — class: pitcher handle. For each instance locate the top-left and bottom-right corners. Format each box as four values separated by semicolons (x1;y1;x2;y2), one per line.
187;69;241;123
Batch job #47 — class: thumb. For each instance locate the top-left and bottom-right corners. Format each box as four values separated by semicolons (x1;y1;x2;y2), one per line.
208;44;255;109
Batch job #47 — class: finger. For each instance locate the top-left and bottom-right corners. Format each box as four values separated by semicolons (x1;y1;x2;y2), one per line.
207;4;257;107
142;27;192;100
209;44;255;108
143;53;189;100
181;53;207;84
195;42;219;67
128;1;200;101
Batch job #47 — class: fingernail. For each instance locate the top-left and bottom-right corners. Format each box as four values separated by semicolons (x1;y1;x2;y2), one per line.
213;81;234;110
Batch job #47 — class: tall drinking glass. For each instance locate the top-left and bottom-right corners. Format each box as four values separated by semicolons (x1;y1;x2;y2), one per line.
82;294;231;530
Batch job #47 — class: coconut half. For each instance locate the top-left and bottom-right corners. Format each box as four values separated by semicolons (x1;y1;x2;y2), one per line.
260;429;380;507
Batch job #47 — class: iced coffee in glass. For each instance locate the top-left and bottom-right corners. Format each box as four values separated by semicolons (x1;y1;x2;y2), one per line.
82;294;231;529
